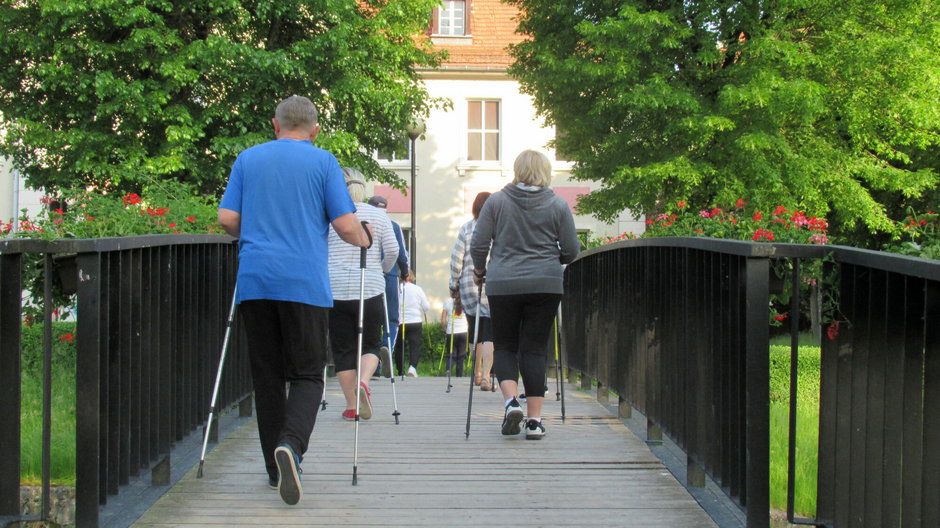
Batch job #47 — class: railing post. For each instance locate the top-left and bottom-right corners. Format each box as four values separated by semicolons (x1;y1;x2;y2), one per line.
596;382;609;402
744;257;770;527
0;253;22;518
76;252;102;527
618;395;632;419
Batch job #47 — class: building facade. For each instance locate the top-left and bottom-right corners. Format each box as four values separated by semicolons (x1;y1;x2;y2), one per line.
371;0;643;310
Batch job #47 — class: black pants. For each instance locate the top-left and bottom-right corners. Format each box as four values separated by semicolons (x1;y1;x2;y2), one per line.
394;322;423;371
329;295;384;372
240;300;328;481
489;293;562;399
445;332;468;376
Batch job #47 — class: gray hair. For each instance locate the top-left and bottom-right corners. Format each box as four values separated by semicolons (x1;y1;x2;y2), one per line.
512;149;553;187
275;96;318;131
342;167;367;202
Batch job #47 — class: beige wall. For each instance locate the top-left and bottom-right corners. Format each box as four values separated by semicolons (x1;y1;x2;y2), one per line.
369;72;645;313
0;158;44;227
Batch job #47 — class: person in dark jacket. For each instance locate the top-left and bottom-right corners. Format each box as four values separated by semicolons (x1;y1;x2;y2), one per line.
470;149;581;440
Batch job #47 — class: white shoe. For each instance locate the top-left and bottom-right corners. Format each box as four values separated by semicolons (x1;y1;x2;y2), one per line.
407;366;418;377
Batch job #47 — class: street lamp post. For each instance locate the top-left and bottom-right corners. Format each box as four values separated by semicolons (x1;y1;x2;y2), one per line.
405;118;426;274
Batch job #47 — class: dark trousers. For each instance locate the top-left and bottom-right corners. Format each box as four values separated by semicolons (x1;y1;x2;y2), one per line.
489;293;562;399
394;322;423;371
239;300;328;480
445;332;468;376
329;295;384;372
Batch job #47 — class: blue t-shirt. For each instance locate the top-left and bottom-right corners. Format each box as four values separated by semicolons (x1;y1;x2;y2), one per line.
219;139;355;307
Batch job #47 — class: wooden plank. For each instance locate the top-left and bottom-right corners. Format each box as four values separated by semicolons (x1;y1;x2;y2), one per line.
131;377;716;527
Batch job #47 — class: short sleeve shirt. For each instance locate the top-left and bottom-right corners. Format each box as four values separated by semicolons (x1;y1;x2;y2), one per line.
219;139;355;307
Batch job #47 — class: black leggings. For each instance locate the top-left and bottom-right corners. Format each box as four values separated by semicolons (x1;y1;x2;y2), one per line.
395;322;423;371
445;332;468;376
489;293;562;399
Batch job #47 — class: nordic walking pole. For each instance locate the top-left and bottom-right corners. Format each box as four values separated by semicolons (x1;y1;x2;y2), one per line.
465;282;484;438
320;363;329;411
352;222;372;486
445;304;456;393
553;317;561;401
556;302;567;422
381;290;401;424
399;286;407;380
197;284;238;478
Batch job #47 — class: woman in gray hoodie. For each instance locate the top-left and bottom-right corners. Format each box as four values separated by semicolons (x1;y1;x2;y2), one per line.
470;150;581;440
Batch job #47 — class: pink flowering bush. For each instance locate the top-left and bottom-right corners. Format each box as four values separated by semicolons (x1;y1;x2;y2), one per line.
642;199;831;245
1;181;220;240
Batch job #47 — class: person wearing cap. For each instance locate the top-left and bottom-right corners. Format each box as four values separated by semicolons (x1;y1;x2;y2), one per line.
327;168;398;421
367;195;409;375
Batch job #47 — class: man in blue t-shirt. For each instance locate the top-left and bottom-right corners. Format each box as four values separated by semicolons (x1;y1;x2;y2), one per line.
218;96;371;506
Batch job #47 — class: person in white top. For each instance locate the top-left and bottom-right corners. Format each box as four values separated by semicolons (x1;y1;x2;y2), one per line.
396;270;430;377
441;296;469;377
327;167;398;421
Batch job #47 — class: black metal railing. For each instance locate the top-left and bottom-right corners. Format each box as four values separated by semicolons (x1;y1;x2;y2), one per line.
561;237;940;528
0;235;252;527
813;247;940;528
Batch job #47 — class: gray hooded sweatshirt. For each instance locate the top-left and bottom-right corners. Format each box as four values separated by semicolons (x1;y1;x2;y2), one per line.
470;182;581;296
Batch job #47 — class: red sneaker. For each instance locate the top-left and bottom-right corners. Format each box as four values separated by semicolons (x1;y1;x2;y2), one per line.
341;409;356;421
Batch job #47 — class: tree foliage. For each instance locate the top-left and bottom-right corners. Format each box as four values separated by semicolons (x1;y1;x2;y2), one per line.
0;0;445;194
507;0;940;238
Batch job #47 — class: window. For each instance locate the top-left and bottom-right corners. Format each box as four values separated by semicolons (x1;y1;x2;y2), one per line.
437;1;467;36
377;137;411;163
467;100;499;161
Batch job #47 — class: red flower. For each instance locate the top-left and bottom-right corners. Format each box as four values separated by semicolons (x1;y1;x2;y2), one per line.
774;313;788;321
123;193;142;206
58;333;74;342
827;321;840;341
168;223;177;228
773;206;788;216
646;218;655;225
677;200;687;208
186;216;196;222
54;208;65;215
735;198;746;208
753;211;763;221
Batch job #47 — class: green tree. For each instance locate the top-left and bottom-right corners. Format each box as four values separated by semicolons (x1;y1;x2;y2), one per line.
506;0;940;240
0;0;444;194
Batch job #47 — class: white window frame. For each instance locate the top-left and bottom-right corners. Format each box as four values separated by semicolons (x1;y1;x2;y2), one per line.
375;137;412;167
465;99;501;164
437;1;467;36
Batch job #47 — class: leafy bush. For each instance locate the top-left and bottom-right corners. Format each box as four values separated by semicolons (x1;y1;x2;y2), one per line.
882;209;939;260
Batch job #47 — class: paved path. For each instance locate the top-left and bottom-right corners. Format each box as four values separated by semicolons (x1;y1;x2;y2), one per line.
131;376;716;527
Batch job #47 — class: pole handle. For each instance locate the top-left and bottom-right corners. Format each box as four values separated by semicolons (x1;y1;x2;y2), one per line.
360;221;372;267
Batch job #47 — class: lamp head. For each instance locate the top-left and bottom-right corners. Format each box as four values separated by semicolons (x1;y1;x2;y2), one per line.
406;118;427;141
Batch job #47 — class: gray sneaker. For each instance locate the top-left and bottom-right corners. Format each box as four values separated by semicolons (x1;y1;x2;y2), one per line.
379;347;391;378
274;445;302;505
501;398;524;435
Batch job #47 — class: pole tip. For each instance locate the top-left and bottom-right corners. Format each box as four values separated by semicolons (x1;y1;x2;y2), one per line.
352;467;358;486
196;462;204;479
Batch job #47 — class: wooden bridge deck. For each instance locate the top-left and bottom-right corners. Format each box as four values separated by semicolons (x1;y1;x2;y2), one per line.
131;376;717;527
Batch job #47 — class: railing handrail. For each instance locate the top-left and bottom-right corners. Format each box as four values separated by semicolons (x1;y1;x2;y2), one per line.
0;234;236;255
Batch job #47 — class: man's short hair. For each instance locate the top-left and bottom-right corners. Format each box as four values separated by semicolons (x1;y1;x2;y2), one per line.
275;96;318;131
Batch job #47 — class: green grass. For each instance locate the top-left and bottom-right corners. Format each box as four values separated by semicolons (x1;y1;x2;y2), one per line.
20;322;77;485
769;344;820;517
